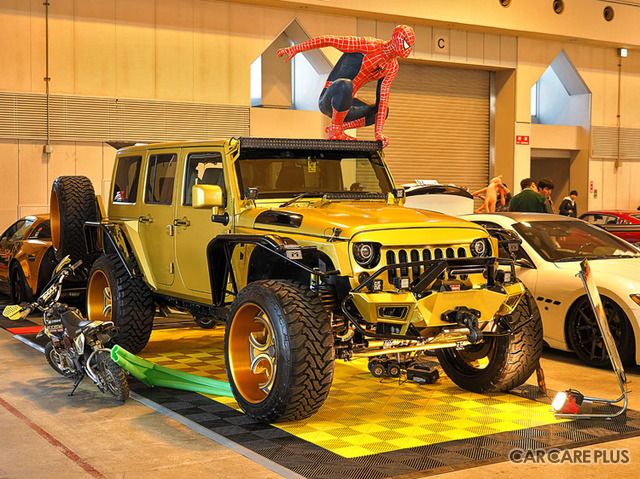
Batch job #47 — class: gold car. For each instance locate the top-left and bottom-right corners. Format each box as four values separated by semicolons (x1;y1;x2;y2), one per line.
0;214;56;302
50;137;543;424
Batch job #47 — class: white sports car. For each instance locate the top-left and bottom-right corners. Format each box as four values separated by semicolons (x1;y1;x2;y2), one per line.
463;212;640;368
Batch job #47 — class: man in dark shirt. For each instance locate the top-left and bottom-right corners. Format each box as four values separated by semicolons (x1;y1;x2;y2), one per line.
559;190;578;217
537;178;556;214
509;178;549;213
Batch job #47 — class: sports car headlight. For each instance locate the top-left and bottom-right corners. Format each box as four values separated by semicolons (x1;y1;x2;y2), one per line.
352;242;381;269
470;238;491;257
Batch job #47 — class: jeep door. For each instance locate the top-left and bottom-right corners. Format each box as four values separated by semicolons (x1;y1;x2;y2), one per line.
173;149;227;295
138;150;179;286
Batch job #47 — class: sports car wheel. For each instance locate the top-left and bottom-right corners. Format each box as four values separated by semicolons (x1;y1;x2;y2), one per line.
566;296;635;368
10;264;31;303
225;280;334;423
436;292;543;392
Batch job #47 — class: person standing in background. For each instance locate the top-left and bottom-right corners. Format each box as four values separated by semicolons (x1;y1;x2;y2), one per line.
537;178;555;214
509;178;548;213
495;182;512;212
559;190;578;217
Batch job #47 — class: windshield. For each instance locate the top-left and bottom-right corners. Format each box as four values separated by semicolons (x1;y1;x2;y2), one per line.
236;151;393;199
512;220;640;262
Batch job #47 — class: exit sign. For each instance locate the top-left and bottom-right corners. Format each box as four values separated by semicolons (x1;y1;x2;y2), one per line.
516;135;530;145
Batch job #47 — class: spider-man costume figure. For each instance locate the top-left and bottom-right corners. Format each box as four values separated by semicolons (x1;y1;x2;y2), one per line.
277;25;415;147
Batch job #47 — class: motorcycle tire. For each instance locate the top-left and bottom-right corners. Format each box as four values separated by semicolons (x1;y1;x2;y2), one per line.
45;342;74;378
95;351;129;402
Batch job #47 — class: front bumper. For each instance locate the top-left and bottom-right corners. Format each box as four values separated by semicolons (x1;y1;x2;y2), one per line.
343;257;525;340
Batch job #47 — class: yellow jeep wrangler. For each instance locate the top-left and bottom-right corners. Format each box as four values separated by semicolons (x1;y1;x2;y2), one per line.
50;137;542;423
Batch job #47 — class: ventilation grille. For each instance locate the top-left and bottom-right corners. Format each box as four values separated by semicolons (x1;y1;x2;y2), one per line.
385;246;468;283
592;125;640;159
0;91;250;142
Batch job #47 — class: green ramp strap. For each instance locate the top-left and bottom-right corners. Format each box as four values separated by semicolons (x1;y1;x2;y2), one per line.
111;345;234;398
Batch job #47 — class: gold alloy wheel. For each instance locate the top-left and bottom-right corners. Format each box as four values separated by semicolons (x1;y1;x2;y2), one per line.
50;190;61;251
228;303;277;404
88;269;112;321
457;340;494;370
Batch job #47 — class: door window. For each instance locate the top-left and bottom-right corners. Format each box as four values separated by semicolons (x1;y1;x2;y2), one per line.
183;152;224;206
145;153;178;205
112;156;142;203
1;219;34;242
29;220;51;239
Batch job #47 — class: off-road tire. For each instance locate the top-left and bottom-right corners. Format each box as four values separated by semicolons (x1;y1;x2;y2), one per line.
50;176;98;263
95;350;129;402
436;291;543;393
225;280;334;423
567;295;635;368
45;342;74;377
87;255;155;354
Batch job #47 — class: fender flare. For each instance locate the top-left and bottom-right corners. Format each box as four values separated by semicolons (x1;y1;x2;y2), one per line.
83;222;141;279
206;234;339;306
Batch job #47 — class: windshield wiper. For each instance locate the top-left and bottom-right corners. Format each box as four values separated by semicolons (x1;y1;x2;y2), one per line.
555;254;640;263
279;192;323;208
585;254;640;260
554;256;583;263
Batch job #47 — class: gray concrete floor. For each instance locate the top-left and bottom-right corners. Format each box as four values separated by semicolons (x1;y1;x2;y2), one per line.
1;325;640;478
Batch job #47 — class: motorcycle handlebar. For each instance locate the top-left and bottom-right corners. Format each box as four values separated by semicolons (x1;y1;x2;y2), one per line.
20;304;34;319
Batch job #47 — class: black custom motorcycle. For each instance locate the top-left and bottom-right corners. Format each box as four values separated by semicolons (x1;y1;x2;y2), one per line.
3;256;129;401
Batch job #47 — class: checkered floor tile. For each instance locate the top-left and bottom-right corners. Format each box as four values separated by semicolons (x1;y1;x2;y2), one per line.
140;328;564;458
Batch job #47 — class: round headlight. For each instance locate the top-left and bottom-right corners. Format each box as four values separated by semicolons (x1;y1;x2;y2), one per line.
471;238;490;257
352;242;380;268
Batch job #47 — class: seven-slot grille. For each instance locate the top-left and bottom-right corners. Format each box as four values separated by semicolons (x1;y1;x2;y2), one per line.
385;246;468;283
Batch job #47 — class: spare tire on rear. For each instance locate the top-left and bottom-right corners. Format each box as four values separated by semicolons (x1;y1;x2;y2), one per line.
50;176;98;264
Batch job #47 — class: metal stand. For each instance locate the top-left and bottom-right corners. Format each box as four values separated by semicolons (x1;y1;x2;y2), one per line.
554;259;629;420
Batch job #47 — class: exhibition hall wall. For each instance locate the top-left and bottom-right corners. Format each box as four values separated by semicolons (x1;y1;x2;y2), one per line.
1;0;640;229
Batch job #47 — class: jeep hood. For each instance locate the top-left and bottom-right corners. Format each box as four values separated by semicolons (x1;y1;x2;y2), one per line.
240;201;486;240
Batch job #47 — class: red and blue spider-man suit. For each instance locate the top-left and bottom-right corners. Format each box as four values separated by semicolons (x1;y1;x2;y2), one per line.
277;25;415;147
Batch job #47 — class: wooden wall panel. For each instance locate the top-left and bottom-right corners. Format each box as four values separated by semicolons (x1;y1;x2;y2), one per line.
483;34;500;66
156;0;194;101
115;0;155;99
29;0;46;93
75;142;104;198
194;0;230;103
228;3;263;104
0;141;19;230
74;1;116;96
48;0;75;94
0;1;31;92
46;142;76;195
18;141;49;212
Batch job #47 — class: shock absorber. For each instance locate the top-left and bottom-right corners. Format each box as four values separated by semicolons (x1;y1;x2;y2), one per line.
318;284;339;316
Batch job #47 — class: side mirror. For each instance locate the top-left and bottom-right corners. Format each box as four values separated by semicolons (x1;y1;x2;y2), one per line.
193;184;224;209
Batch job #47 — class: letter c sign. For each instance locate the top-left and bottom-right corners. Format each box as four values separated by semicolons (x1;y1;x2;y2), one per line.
434;33;449;54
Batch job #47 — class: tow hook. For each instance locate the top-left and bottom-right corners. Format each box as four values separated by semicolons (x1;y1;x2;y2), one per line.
442;307;483;343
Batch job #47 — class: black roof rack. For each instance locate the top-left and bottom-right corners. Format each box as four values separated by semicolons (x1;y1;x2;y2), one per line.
238;137;383;152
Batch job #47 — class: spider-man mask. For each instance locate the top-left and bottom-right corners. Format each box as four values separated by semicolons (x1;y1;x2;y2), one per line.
389;25;415;58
